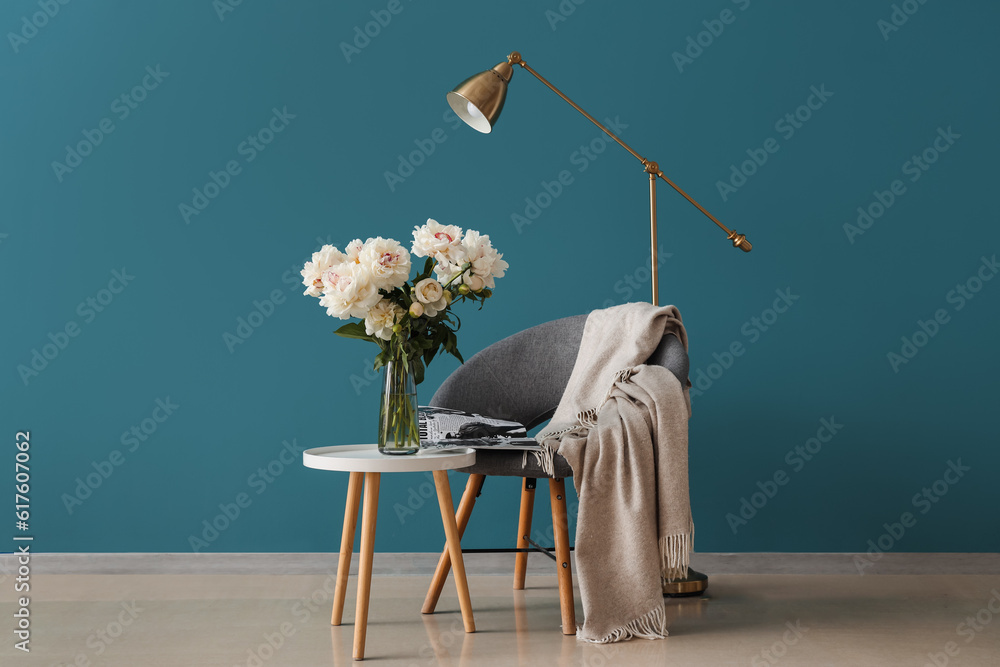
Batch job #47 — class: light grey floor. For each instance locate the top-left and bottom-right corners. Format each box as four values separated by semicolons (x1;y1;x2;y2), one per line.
1;554;999;666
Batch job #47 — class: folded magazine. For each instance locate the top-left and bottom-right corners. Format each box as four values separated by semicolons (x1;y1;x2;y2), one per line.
418;406;541;452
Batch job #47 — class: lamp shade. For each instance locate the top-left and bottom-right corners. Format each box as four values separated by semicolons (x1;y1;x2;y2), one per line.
446;61;513;133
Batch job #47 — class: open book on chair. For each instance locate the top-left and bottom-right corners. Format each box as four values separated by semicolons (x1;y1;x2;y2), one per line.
418;406;541;452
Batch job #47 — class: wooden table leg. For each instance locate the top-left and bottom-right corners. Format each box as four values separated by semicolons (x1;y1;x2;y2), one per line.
422;473;485;614
332;471;363;626
432;470;475;633
354;472;380;660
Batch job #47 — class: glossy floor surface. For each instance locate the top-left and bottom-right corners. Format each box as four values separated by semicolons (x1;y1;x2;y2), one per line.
3;573;999;666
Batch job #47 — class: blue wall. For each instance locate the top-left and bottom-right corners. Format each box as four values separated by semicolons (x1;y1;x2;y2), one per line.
3;0;997;555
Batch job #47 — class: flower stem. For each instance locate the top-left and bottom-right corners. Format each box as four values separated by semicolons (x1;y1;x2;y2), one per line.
442;262;473;290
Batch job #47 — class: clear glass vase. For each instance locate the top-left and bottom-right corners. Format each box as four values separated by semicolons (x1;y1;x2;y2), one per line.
378;359;420;455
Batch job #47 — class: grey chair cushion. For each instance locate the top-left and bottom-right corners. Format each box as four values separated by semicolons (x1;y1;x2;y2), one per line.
429;313;689;478
470;449;575;478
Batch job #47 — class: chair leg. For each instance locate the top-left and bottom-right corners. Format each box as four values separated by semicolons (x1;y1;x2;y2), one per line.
422;473;486;614
513;478;536;590
549;478;576;635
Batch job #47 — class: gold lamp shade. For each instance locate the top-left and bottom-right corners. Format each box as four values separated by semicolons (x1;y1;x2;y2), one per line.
446;61;513;133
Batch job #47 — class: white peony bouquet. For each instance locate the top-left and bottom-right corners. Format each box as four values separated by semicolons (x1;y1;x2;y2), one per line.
301;218;508;385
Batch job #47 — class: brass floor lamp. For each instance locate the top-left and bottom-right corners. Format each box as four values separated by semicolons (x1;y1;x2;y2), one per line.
447;51;754;596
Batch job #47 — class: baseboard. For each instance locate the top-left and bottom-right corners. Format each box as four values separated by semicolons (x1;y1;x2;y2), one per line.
3;552;998;576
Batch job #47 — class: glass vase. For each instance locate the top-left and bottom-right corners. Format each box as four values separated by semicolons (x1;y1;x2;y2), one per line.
378;359;420;455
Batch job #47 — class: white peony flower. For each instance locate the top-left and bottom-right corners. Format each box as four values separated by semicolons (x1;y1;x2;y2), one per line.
413;278;444;304
413;278;448;317
301;245;345;297
345;239;365;263
432;258;468;285
461;230;508;289
359;236;411;290
432;231;507;289
423;296;449;318
411;219;465;264
318;262;380;320
364;299;404;341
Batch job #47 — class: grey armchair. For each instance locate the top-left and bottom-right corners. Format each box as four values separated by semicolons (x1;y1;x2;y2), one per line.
420;313;689;635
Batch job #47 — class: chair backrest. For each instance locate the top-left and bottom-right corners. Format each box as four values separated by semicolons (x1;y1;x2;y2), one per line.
430;313;689;430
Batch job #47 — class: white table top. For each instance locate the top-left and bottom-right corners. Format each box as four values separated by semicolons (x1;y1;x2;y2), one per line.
302;444;476;473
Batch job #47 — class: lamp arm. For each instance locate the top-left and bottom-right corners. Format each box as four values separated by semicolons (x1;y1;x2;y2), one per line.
514;55;645;164
509;51;751;253
654;169;751;252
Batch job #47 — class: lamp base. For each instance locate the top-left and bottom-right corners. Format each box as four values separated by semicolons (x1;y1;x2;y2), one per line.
662;568;709;597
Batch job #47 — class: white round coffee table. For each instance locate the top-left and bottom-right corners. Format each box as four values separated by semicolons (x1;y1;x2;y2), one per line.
303;445;476;661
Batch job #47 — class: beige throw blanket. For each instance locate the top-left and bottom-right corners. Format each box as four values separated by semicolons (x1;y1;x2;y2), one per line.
535;303;693;643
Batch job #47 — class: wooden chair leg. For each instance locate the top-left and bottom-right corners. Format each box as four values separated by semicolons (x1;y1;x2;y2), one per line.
332;471;363;626
549;478;576;635
513;478;536;590
422;473;485;614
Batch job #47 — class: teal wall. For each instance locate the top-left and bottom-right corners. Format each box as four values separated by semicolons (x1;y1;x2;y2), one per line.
3;0;997;555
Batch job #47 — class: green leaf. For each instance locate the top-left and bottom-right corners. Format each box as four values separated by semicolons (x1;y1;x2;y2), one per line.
423;344;437;367
334;321;376;342
421;329;437;364
440;329;464;363
413;359;425;385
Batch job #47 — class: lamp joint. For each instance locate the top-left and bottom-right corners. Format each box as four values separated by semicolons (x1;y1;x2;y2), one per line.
507;51;523;66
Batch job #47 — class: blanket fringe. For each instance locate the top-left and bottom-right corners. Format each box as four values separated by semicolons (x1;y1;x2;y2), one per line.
660;532;693;582
581;602;668;643
528;448;556;477
576;407;600;427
